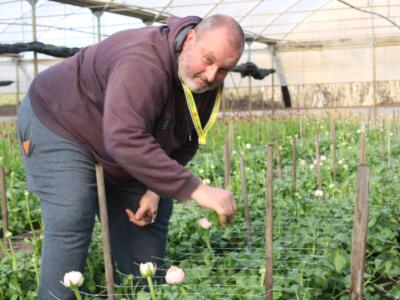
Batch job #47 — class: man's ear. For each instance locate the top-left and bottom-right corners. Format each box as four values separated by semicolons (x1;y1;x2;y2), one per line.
182;29;196;50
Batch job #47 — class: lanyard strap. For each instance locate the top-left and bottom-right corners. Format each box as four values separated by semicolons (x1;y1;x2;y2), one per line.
181;82;221;145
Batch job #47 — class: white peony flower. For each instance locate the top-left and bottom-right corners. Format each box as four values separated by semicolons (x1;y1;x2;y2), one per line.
62;271;84;287
329;183;335;189
320;155;327;161
198;217;212;230
314;190;324;197
338;159;344;165
139;262;156;278
245;143;252;150
299;159;306;166
165;266;185;284
202;178;211;185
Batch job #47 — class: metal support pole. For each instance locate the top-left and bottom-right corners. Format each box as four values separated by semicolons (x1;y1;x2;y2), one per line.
91;9;103;43
28;0;38;76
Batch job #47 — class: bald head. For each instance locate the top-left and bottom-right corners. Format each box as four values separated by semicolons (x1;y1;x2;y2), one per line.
194;14;245;54
178;14;243;93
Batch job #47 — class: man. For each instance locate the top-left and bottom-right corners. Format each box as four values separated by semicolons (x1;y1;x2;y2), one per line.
16;14;244;299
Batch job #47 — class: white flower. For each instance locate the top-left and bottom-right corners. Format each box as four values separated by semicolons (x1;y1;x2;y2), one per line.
198;217;212;230
199;169;204;174
24;190;29;197
210;164;215;169
343;164;348;170
245;143;252;150
338;159;344;165
309;164;315;170
299;159;306;166
232;150;237;155
314;190;324;197
237;135;241;140
329;183;335;189
62;271;84;287
320;155;327;161
202;179;211;185
390;132;394;137
165;266;185;284
4;231;12;238
139;262;156;278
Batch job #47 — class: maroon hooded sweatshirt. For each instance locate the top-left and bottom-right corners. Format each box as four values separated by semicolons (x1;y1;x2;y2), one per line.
28;16;220;201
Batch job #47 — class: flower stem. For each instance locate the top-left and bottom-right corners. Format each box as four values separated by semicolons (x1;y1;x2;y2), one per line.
203;235;212;252
72;287;82;300
146;276;157;300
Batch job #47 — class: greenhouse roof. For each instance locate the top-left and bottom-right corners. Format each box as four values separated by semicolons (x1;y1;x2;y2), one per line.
1;0;400;50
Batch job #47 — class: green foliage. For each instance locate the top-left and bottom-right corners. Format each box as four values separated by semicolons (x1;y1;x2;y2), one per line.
0;117;399;299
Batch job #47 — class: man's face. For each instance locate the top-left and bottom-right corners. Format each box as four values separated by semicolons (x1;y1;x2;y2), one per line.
178;28;242;94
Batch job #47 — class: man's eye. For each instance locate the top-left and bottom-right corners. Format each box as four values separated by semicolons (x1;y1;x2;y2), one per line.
203;57;213;65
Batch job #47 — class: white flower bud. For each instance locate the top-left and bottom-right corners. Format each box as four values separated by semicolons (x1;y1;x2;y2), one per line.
314;190;324;197
165;266;185;284
202;179;211;185
245;143;251;150
62;271;84;287
139;262;156;278
198;217;212;230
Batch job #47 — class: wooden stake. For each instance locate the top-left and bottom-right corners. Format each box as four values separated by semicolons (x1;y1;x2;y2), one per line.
349;165;369;300
0;166;8;247
330;120;337;177
228;120;234;156
380;120;385;161
387;127;391;169
291;136;297;193
239;156;253;251
265;145;274;300
95;165;115;300
224;141;231;188
275;144;282;179
359;123;366;166
314;136;322;191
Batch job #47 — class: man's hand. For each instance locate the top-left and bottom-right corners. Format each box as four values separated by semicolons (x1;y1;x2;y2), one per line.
191;183;237;226
125;189;160;227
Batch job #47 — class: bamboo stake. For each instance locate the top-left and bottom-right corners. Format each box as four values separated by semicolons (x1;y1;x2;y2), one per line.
239;156;253;251
0;166;8;247
95;165;115;300
265;145;273;300
291;136;297;193
349;165;369;300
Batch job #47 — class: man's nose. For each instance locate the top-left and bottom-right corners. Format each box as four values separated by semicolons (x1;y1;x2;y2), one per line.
205;66;218;84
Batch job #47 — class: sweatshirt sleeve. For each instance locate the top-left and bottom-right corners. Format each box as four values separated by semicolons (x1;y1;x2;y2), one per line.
103;59;201;201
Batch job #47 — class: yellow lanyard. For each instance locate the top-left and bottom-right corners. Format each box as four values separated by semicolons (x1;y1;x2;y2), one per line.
181;82;221;145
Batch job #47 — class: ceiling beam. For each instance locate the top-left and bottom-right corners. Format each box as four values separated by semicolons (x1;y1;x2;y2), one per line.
50;0;278;45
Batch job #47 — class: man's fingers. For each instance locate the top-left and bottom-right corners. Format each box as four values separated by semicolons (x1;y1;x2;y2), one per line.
218;214;228;227
125;209;147;227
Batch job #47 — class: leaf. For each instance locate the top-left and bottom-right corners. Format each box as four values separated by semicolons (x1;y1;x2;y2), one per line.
334;252;346;273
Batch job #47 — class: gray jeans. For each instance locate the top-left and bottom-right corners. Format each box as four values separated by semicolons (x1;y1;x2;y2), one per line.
16;97;173;299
